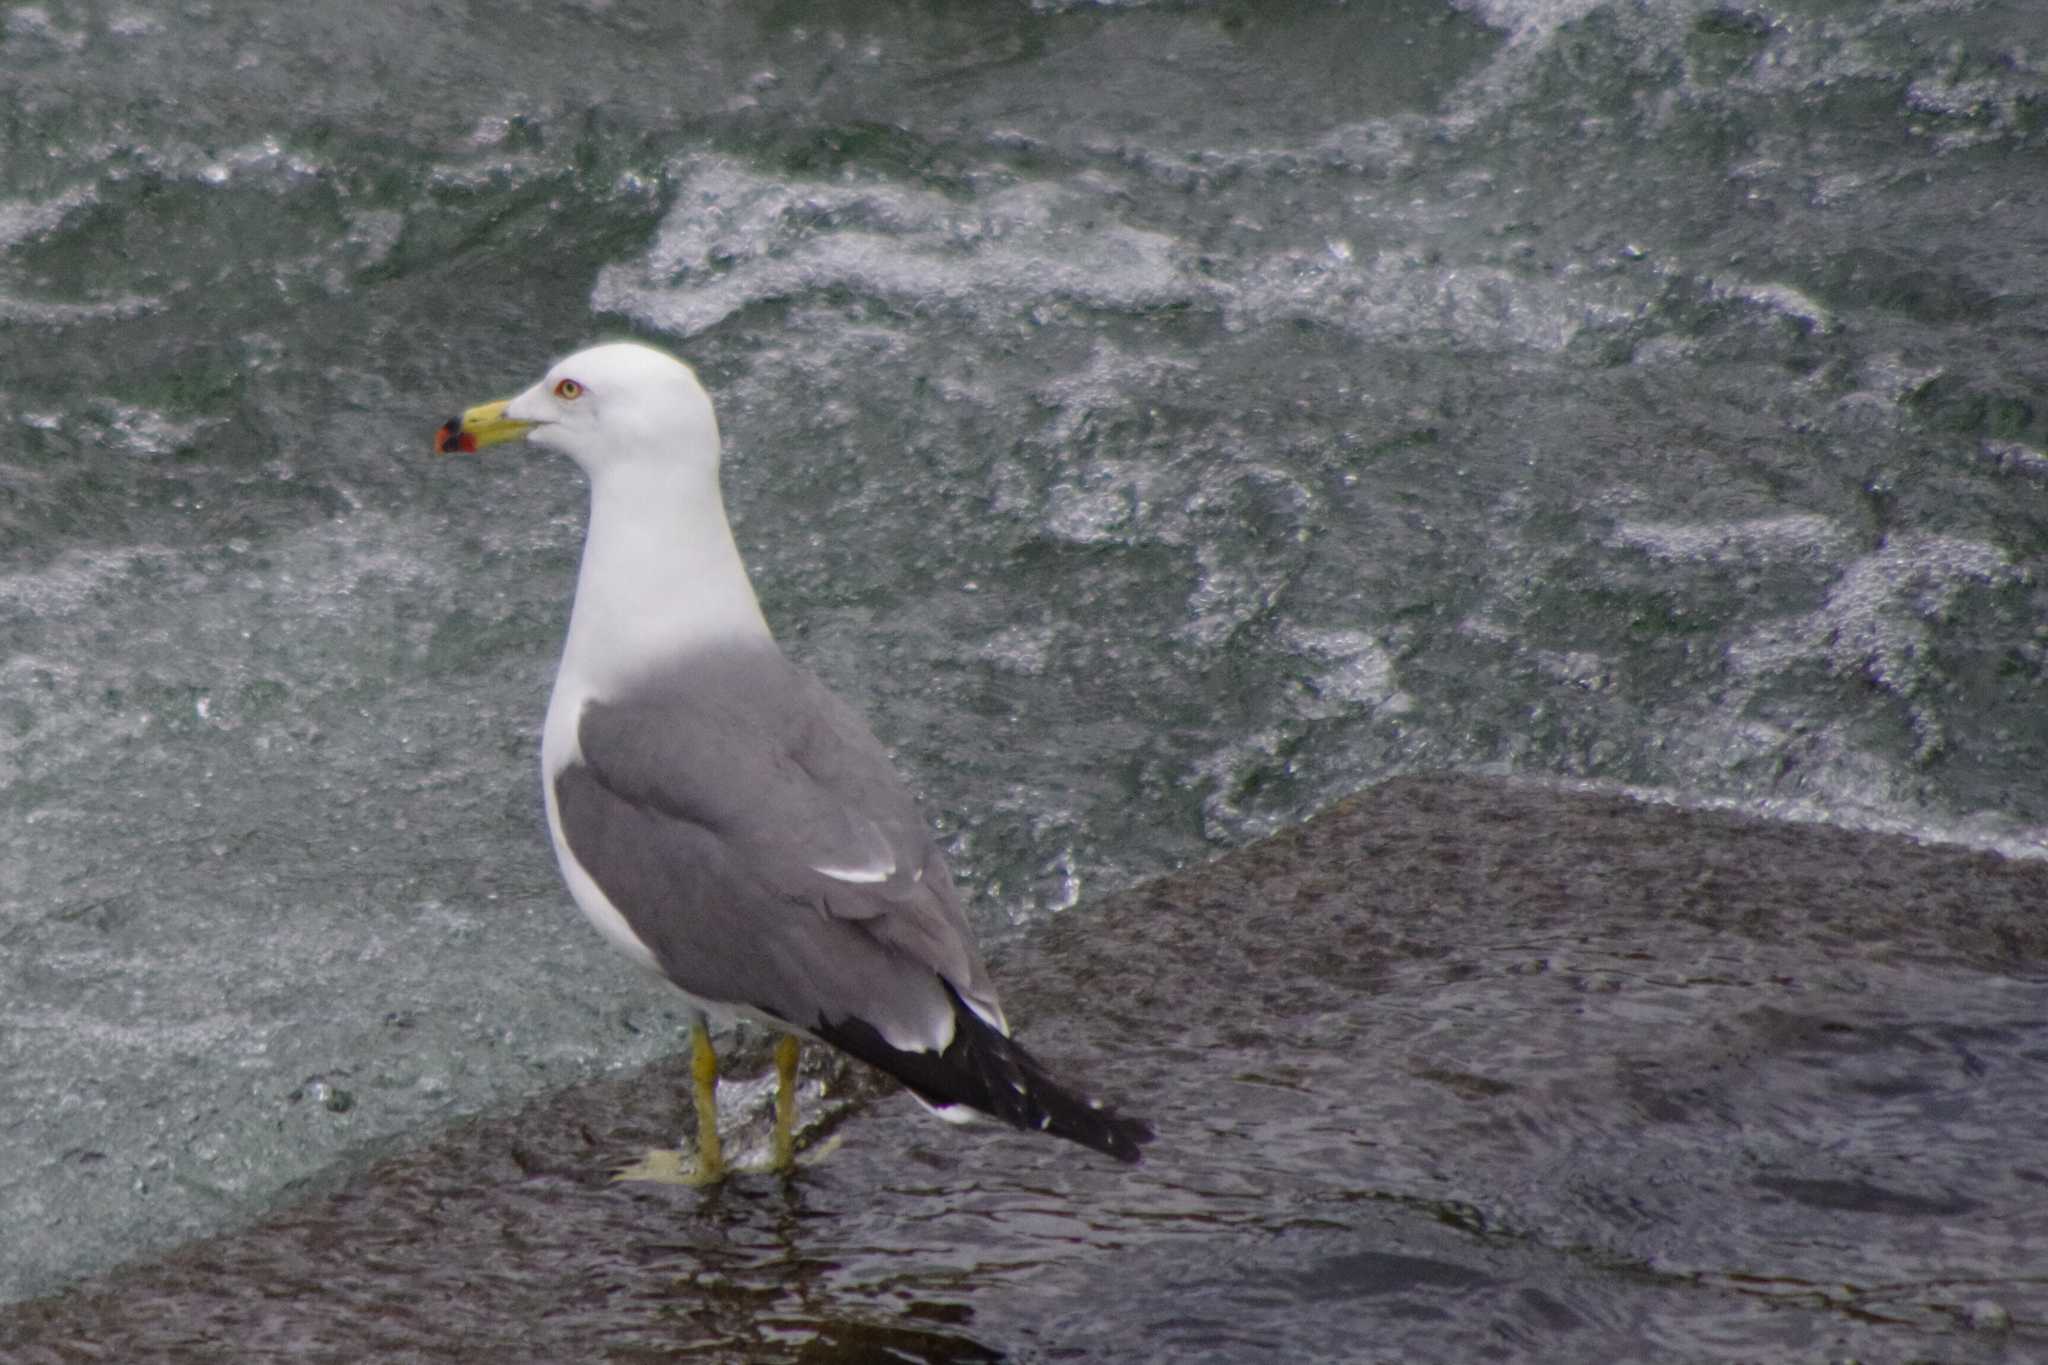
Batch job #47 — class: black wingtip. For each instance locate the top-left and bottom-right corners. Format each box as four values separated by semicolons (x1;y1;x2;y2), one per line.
1012;1039;1155;1164
813;985;1155;1164
1081;1101;1156;1165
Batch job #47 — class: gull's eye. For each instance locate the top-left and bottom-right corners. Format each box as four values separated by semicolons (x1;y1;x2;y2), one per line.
554;378;584;401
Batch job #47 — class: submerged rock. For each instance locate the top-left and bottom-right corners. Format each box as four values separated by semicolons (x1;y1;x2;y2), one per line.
5;777;2042;1363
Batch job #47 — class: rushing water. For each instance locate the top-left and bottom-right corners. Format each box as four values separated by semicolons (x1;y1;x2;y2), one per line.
3;0;2046;1355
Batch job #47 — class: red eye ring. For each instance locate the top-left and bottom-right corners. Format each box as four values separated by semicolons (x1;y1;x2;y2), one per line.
554;378;583;400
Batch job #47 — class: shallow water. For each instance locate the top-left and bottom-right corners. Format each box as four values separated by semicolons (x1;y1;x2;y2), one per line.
3;0;2047;1333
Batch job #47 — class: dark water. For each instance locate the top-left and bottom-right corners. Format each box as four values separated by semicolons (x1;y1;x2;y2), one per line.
4;0;2047;1352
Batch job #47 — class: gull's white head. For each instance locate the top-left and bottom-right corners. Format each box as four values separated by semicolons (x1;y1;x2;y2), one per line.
434;341;720;482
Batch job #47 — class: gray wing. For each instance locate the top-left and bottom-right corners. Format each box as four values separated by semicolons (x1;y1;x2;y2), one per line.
552;641;1003;1046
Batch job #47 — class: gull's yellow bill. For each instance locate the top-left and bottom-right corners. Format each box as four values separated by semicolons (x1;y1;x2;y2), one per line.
432;399;535;455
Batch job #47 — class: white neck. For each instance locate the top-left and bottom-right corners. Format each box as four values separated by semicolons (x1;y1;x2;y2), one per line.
552;460;771;710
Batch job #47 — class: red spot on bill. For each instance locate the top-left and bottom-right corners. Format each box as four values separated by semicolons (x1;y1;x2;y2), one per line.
432;417;475;455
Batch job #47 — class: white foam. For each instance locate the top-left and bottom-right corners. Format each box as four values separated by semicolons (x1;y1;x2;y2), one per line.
593;154;1639;355
0;185;95;251
1726;534;2013;688
1611;514;1849;565
1280;626;1414;719
593;157;1184;337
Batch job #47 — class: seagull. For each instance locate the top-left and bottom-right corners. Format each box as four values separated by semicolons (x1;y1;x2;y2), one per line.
434;341;1152;1177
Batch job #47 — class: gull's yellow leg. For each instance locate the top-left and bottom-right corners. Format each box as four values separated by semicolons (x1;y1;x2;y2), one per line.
611;1013;733;1185
691;1014;725;1180
772;1034;801;1171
